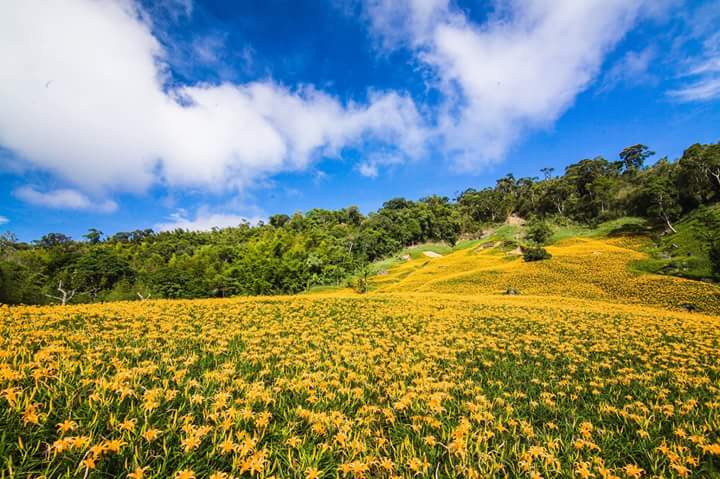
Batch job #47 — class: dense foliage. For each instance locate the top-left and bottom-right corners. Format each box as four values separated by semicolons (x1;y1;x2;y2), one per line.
1;141;718;304
711;241;720;280
522;246;552;262
525;219;553;245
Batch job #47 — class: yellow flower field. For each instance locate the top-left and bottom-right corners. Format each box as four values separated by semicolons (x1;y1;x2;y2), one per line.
1;291;719;478
372;238;720;315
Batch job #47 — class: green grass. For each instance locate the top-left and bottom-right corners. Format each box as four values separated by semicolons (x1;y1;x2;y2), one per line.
487;224;522;242
549;217;648;243
403;242;454;259
303;284;346;294
452;239;483;250
636;204;720;280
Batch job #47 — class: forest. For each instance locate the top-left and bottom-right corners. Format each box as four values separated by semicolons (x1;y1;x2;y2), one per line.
1;141;719;305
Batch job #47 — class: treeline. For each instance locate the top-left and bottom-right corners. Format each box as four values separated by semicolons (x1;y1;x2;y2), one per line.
1;141;719;304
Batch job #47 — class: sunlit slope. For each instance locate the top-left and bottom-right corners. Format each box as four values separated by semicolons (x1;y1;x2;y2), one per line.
371;237;720;314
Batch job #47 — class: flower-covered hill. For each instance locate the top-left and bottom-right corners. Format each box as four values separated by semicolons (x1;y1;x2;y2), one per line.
369;236;720;315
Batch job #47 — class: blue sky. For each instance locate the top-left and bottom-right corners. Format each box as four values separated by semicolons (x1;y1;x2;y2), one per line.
1;0;719;241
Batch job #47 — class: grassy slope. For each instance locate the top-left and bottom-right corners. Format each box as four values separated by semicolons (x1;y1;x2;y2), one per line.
634;204;720;280
549;217;648;243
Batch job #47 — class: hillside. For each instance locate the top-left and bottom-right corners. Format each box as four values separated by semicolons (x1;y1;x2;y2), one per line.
638;204;720;281
320;219;717;315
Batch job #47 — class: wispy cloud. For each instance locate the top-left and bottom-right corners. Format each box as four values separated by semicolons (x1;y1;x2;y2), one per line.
14;187;117;212
668;51;720;101
668;78;720;101
357;152;403;178
666;2;720;101
155;207;263;231
0;215;8;225
597;47;657;93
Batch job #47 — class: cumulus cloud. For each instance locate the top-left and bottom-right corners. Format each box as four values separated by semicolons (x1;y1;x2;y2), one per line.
155;207;263;231
364;0;657;168
14;187;118;212
0;0;425;199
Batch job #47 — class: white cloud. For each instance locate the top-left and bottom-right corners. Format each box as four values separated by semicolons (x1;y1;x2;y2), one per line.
666;3;720;101
669;50;720;100
0;216;8;225
357;152;403;178
598;47;656;93
364;0;658;169
668;78;720;101
14;187;118;212
687;57;720;76
0;0;425;200
358;162;378;178
155;207;263;231
363;0;450;49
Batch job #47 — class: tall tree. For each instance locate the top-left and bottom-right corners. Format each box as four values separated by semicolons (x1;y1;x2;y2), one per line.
639;159;681;233
83;228;103;244
678;142;720;206
619;144;654;174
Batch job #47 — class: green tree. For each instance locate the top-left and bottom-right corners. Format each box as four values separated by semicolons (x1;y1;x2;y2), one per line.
678;142;720;207
540;177;573;216
72;248;133;299
639;159;681;233
540;167;554;180
526;219;552;245
269;214;290;228
83;228;103;244
35;232;73;249
457;188;505;224
619;144;654;174
564;157;620;221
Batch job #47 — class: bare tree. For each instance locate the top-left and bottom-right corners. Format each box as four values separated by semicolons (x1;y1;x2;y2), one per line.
137;292;151;301
45;281;76;306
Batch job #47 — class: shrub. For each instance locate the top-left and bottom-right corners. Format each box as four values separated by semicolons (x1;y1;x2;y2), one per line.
351;266;370;293
523;246;552;262
526;220;553;245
